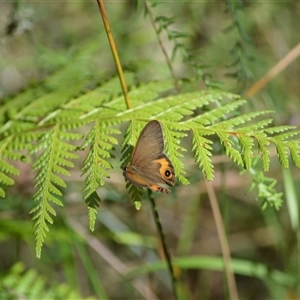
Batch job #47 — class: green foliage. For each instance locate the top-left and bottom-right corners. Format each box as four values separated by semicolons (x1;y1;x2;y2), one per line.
192;130;214;180
1;74;300;256
1;2;300;261
30;125;81;258
225;0;253;88
246;165;283;210
144;1;216;87
81;120;119;198
0;262;93;300
2;2;300;299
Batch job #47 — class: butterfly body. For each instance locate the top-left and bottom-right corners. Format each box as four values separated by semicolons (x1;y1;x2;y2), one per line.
123;120;175;194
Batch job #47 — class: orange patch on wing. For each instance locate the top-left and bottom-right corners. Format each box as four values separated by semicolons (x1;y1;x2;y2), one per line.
148;184;170;194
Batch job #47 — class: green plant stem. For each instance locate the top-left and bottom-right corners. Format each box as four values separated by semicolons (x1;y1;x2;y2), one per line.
96;0;132;109
147;190;178;300
204;180;239;300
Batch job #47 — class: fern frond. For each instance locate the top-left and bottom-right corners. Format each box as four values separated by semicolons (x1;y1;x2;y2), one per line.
237;119;273;133
81;120;119;205
213;110;274;129
0;159;19;177
238;135;254;169
119;90;231;122
11;131;44;152
88;205;99;232
126;182;143;209
272;129;300;141
3;71;300;255
71;79;173;122
255;136;271;171
129;80;174;105
0;171;14;197
191;99;245;125
85;191;102;231
289;141;300;168
120;119;146;171
16;84;87;122
119;89;300;184
216;131;244;166
163;122;189;184
272;141;289;168
263;125;296;134
191;130;214;180
30;125;79;258
0;133;35;196
267;129;300;169
0;120;36;136
38;73;134;125
121;119;145;150
0;86;46;125
0;133;40;197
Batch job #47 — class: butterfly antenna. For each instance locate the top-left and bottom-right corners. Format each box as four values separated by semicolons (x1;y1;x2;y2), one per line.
147;190;178;300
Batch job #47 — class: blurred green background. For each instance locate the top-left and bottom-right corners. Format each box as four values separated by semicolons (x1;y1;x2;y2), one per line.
0;1;300;299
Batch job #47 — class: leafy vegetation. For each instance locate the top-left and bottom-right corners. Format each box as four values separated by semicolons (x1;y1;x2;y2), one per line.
0;262;94;300
1;1;300;299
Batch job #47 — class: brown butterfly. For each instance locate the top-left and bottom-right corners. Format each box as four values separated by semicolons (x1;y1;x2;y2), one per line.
123;120;175;193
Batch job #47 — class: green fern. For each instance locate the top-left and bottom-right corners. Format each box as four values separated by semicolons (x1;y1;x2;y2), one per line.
30;125;81;258
0;141;19;196
1;77;300;256
247;166;284;210
190;99;245;125
163;123;188;184
87;203;99;231
127;183;143;210
192;130;214;180
81;120;119;229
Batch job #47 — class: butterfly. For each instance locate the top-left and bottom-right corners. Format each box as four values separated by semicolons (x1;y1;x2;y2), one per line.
123;120;175;193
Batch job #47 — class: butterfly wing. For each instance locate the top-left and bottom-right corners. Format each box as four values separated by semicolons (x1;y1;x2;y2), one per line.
130;120;164;167
123;120;175;193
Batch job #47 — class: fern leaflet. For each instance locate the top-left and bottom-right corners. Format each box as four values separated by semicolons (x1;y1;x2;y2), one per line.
81;120;119;220
30;125;80;258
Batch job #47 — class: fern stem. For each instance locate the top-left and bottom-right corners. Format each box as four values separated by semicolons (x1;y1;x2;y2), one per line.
96;0;132;109
204;180;239;300
147;190;178;300
143;0;181;93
